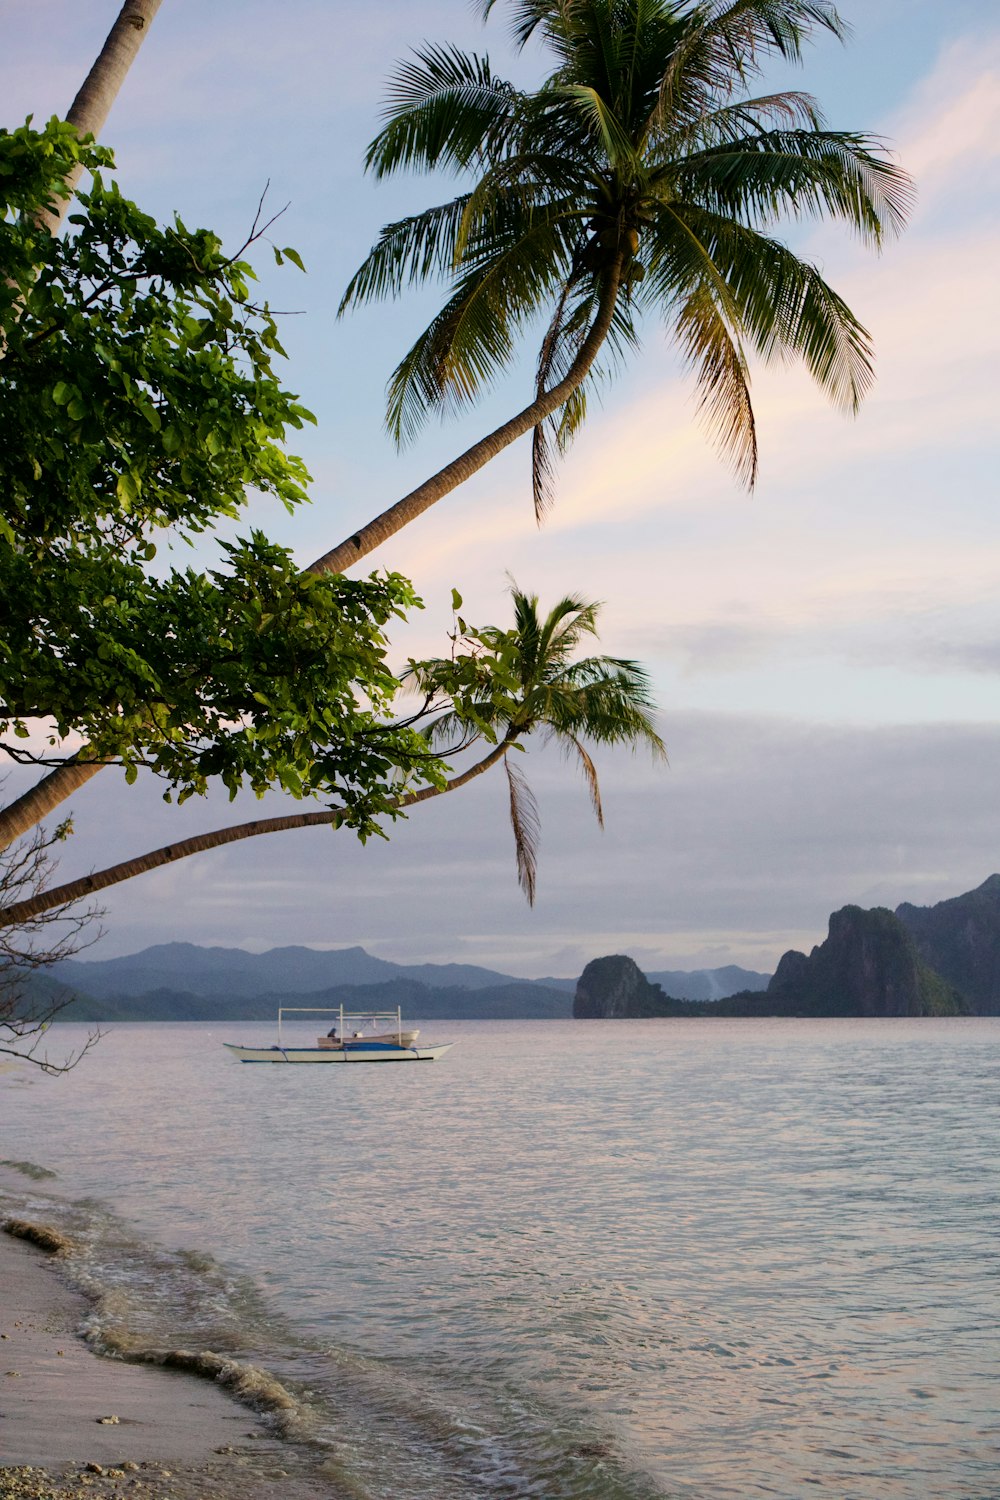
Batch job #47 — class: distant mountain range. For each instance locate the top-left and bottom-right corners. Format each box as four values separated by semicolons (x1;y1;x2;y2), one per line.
42;877;1000;1024
53;943;524;1000
48;944;770;1022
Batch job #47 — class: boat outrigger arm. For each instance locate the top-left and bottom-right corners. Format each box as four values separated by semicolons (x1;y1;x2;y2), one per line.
223;1006;454;1064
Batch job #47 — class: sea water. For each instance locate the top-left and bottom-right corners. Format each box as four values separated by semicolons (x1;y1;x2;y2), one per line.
1;1018;998;1499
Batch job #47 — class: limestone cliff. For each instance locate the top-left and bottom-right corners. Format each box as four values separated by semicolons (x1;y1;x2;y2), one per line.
573;955;690;1018
766;905;968;1017
896;874;1000;1015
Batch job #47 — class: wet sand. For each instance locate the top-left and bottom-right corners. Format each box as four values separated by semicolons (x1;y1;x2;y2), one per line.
0;1229;338;1499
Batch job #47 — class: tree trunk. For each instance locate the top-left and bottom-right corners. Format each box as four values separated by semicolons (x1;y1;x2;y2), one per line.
35;0;164;237
0;755;105;852
308;256;624;576
0;736;513;925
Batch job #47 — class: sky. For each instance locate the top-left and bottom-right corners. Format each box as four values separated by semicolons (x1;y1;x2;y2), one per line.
3;0;999;977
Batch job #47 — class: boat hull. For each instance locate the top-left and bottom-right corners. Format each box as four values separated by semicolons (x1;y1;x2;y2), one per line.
223;1041;453;1064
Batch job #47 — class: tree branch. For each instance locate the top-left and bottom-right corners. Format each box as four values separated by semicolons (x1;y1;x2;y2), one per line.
0;732;516;926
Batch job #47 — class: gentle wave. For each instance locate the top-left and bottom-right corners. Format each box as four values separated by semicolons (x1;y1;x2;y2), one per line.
0;1177;661;1498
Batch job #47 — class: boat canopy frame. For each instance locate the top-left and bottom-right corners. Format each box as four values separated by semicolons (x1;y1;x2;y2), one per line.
276;1006;406;1048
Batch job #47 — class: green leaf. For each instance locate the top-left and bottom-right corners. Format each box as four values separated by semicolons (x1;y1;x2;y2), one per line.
282;246;306;272
117;471;140;505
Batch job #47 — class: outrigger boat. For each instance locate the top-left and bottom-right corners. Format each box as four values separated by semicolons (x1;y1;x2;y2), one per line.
223;1006;454;1064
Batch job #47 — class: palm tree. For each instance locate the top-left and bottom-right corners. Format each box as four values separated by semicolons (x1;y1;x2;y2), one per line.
315;0;912;574
408;586;666;902
0;589;664;921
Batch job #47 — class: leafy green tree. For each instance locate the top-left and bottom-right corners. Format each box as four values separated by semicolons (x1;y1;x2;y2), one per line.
315;0;912;574
0;121;449;854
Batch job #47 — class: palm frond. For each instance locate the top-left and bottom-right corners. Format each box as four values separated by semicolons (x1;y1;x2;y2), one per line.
644;202;757;484
679;280;757;484
658;0;846;133
505;753;541;904
418;708;481;753
557;84;637;169
454;149;592;261
655;88;822;150
705;0;848;66
532;283;640;517
478;0;555;52
532;271;583;519
672;204;876;412
339;197;473;311
527;589;602;668
560;731;604;827
671;128;914;245
549;658;667;756
384;204;575;443
367;45;522;177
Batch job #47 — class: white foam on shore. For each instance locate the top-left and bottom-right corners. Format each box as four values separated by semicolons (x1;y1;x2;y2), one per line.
0;1170;656;1500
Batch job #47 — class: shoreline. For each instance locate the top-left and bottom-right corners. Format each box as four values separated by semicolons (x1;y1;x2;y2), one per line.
0;1217;338;1499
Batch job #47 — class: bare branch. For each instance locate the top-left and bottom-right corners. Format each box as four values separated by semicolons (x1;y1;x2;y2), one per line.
0;810;103;1073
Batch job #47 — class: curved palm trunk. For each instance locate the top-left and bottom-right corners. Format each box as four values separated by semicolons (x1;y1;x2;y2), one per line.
0;734;513;926
308;256;624;575
36;0;164;237
0;260;622;855
0;755;106;852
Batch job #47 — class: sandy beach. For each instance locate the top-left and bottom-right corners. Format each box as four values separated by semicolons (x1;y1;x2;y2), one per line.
0;1224;338;1500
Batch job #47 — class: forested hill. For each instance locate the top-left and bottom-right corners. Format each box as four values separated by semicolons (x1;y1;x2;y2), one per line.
55;977;572;1024
896;874;1000;1015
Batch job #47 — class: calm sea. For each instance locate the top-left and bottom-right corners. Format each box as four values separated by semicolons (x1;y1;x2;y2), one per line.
1;1018;998;1499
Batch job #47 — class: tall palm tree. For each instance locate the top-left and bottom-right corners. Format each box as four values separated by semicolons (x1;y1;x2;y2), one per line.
408;586;666;903
316;0;912;574
0;589;664;921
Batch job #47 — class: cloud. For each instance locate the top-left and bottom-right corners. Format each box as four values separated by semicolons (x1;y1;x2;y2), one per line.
889;33;1000;199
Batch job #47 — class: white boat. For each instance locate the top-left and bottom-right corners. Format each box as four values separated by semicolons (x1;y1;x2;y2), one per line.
223;1006;454;1064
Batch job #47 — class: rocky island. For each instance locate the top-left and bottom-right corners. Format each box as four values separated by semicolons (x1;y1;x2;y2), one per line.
573;881;1000;1018
896;874;1000;1014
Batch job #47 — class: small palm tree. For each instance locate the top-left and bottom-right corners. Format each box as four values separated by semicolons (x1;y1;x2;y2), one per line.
321;0;912;573
409;586;666;903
